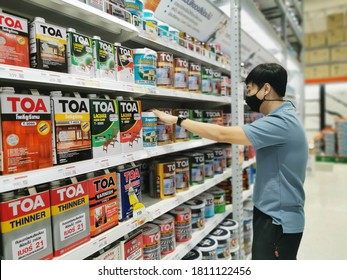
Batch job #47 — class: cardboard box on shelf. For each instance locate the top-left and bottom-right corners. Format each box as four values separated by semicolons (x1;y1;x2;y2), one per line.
330;63;347;77
327;28;346;45
305;48;330;64
331;46;347;61
327;13;345;30
305;65;330;80
309;32;328;47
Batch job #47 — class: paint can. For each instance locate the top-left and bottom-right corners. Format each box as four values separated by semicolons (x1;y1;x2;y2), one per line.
170;206;192;243
133;48;157;86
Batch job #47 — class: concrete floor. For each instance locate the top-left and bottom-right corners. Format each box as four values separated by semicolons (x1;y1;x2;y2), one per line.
297;161;347;260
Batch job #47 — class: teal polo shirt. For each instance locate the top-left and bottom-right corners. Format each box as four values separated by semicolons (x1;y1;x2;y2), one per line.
242;102;308;233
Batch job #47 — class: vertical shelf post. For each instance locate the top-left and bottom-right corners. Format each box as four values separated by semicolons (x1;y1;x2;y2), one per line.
230;0;244;260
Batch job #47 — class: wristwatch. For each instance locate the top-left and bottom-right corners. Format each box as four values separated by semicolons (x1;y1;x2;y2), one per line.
176;115;187;126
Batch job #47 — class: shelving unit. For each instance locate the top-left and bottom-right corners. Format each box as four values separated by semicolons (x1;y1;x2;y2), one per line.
1;0;300;261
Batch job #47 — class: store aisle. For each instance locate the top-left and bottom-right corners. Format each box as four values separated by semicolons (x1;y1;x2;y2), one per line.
298;161;347;260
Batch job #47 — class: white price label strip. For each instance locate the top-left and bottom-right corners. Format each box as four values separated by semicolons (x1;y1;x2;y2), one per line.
3;175;30;189
0;67;25;79
58;166;77;178
96;159;110;169
94;236;108;249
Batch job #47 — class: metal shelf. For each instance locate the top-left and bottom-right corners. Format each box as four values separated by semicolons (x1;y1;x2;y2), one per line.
1;0;138;42
0;64;231;104
130;32;231;75
162;184;254;260
0;139;218;192
55;169;233;260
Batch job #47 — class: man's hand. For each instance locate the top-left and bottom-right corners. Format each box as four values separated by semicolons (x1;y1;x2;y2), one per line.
152;109;178;125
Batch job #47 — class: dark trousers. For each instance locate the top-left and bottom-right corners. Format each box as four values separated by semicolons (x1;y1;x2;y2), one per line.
251;207;303;260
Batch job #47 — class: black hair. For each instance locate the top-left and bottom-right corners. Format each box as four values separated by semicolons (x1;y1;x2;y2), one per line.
245;63;287;97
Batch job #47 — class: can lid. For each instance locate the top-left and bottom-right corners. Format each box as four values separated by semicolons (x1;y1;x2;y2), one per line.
133;48;157;57
219;219;239;230
33;17;45;23
209;227;231;240
141;223;160;235
196;192;214;201
153;213;174;225
184;199;205;209
182;249;202;260
170;205;191;215
87;94;98;99
196;237;218;251
0;87;15;94
67;28;76;32
114;42;121;46
142;9;154;18
142;111;157;118
93;35;101;40
50;91;63;97
208;186;225;195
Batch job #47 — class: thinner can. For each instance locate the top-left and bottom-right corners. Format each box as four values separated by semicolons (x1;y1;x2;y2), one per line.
219;219;239;250
207;187;226;213
201;66;213;94
212;147;226;175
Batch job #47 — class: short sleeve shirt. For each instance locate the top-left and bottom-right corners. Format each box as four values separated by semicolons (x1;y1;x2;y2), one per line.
242;102;308;233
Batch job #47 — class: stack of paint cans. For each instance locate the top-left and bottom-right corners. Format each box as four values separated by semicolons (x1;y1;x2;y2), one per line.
208;227;231;260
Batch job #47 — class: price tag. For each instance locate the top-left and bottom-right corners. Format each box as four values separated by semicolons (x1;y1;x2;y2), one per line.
152;208;161;218
58;166;77;178
132;204;147;226
85;79;100;87
147;87;156;94
146;149;158;157
48;73;62;84
94;236;108;249
96;159;110;169
13;176;29;189
7;68;25;80
163;145;175;154
123;153;135;162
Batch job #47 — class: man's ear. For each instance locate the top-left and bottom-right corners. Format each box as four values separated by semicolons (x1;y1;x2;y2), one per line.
264;83;271;94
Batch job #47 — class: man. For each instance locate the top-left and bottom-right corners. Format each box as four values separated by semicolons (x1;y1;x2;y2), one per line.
152;63;308;260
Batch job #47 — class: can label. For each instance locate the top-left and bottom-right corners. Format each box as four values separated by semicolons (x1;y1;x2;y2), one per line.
50;181;90;257
174;58;188;89
106;0;129;22
203;110;223;125
157;52;174;87
142;224;161;260
156;52;173;87
0;191;53;260
154;216;176;255
29;20;67;72
142;112;157;148
203;150;215;178
87;172;118;236
175;157;190;192
172;209;192;242
156;108;173;145
201;66;213;94
118;100;143;153
0;12;29;67
67;30;94;77
116;165;142;221
92;38;116;80
189;109;202;139
51;96;92;165
213;148;226;174
173;109;189;142
122;230;144;260
198;237;217;260
116;46;134;83
156;161;176;199
187;153;205;185
188;62;201;92
0;94;53;174
90;99;120;158
134;50;157;86
212;70;222;95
